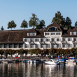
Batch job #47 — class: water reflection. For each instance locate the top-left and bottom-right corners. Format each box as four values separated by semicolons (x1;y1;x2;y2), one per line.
0;63;77;77
44;65;56;77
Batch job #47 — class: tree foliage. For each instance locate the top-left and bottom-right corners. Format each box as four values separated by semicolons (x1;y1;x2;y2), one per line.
75;21;77;26
52;11;72;29
1;26;4;30
29;14;40;28
36;20;45;29
21;20;28;29
52;11;65;26
65;17;72;29
8;20;16;30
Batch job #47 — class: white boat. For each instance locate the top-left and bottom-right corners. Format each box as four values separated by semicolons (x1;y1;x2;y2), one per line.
66;59;76;66
44;59;56;65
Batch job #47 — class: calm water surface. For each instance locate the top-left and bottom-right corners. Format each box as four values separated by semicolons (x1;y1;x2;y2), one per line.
0;62;77;77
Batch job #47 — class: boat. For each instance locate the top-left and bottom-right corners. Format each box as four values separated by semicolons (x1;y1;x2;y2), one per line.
44;59;56;65
66;57;76;66
23;59;32;63
66;59;76;66
8;60;13;63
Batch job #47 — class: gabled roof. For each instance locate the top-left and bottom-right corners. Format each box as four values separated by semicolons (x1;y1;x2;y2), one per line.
62;27;77;37
46;23;62;32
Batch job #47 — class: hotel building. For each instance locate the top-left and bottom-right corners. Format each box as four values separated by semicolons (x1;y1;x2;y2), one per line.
0;23;77;50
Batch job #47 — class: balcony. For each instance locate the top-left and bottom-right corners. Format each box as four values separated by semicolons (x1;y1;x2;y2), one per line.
72;41;77;43
61;40;67;43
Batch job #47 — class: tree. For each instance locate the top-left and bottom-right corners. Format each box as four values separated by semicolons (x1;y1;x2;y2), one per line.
29;14;40;28
1;26;4;30
8;20;16;30
52;11;65;26
21;20;28;29
36;20;45;29
65;17;72;29
75;21;77;26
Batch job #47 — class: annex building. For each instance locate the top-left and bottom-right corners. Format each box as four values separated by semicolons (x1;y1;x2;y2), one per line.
0;23;77;50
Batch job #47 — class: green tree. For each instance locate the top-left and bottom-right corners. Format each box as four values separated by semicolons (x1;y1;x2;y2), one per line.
8;20;16;30
65;17;72;29
1;26;4;30
52;11;65;26
21;20;28;29
75;21;77;26
36;20;45;29
29;14;40;28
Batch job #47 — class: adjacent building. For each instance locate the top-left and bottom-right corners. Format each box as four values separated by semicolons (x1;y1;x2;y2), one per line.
0;23;77;50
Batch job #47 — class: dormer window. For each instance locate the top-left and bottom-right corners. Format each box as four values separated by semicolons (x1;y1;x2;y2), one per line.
51;32;55;35
27;33;36;36
56;32;60;35
48;27;58;31
45;32;49;35
70;32;77;35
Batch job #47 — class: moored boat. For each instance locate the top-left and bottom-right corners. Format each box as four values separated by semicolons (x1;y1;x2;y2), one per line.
66;57;76;66
44;59;57;65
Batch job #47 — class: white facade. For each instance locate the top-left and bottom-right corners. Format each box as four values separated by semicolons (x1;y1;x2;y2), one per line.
23;36;77;49
23;25;77;49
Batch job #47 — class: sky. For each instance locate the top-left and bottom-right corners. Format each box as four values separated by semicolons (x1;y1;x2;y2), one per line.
0;0;77;30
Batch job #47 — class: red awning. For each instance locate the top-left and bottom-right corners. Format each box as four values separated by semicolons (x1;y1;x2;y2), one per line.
56;57;61;59
14;57;19;58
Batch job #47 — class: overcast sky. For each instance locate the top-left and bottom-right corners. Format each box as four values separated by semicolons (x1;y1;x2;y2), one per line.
0;0;77;30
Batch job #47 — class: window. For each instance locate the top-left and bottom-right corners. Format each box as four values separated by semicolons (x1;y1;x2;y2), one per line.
14;44;18;48
51;38;54;41
41;38;44;42
46;38;50;41
74;44;77;48
45;32;49;35
57;38;60;41
27;33;36;36
48;27;57;31
51;33;55;35
27;33;30;36
73;32;76;35
68;44;71;47
46;44;50;48
19;44;23;48
51;44;54;48
35;44;39;48
62;38;65;41
24;38;27;42
57;44;60;48
70;32;72;35
76;32;77;35
41;44;44;48
63;44;65;48
4;44;7;48
35;39;39;42
30;33;36;36
9;44;12;48
72;32;74;35
25;44;27;48
56;32;60;35
68;38;71;41
0;44;2;48
30;44;34;48
30;38;34;42
73;38;76;42
70;32;77;35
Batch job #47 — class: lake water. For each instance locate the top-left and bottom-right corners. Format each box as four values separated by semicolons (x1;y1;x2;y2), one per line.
0;62;77;77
